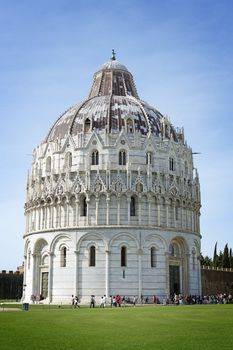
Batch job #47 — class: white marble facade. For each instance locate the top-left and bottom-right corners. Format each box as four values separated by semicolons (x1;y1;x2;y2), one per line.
23;54;202;303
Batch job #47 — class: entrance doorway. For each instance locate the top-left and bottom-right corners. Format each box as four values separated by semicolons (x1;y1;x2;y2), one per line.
169;265;180;296
41;272;48;299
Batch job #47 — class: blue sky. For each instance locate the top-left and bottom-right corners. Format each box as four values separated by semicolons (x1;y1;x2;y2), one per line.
1;0;233;270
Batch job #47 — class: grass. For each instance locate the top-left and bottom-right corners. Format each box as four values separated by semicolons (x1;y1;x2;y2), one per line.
0;304;233;350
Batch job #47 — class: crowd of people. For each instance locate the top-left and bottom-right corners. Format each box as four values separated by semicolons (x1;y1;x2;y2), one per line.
70;293;232;308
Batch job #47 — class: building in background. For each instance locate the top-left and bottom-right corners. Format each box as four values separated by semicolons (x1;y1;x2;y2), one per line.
22;52;201;303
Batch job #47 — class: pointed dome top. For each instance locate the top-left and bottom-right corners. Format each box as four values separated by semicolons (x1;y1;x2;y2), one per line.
88;52;139;99
100;49;128;72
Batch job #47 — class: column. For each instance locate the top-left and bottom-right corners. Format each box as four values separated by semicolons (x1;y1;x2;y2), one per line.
86;197;90;226
58;200;62;227
48;252;54;303
138;248;143;299
148;199;152;226
95;197;99;225
166;200;169;227
138;194;142;225
76;199;80;227
106;195;110;225
127;197;131;225
50;202;54;228
74;250;79;296
157;200;161;226
32;253;38;295
105;250;110;297
173;204;176;228
165;252;170;299
117;196;120;225
66;199;70;227
37;205;41;230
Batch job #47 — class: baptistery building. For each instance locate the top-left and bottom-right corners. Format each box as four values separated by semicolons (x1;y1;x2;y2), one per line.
23;52;202;303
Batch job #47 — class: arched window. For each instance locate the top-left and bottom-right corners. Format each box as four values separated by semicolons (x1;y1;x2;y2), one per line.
81;197;87;217
170;243;180;257
119;150;126;165
151;247;157;267
169;157;175;171
130;196;136;216
65;152;72;168
121;246;127;267
61;247;67;267
46;156;51;172
126;119;134;133
91;150;99;165
146;152;152;165
89;245;96;266
85;118;91;132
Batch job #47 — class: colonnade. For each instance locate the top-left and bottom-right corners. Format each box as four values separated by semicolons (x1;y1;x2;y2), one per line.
25;193;200;234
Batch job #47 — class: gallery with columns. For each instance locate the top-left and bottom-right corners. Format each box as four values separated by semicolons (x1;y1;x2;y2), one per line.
22;52;202;303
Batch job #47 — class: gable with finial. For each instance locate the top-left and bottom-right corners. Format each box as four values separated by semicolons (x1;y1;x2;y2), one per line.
152;173;165;194
90;174;106;193
71;175;86;194
110;174;127;193
132;175;147;193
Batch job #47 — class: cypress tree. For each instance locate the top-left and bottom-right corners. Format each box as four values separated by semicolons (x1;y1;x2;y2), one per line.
229;248;232;268
213;242;218;267
222;244;230;268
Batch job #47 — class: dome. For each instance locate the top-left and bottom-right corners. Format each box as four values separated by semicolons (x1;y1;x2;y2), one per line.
46;54;180;143
100;59;128;71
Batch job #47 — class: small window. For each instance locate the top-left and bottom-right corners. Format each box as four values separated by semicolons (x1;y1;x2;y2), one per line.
170;243;179;257
61;247;67;267
81;197;87;217
130;196;136;216
65;152;72;168
119;150;126;165
126;119;134;133
89;246;96;266
121;246;127;267
146;152;152;165
169;157;175;171
91;150;99;165
85;118;91;132
151;247;156;268
46;156;51;172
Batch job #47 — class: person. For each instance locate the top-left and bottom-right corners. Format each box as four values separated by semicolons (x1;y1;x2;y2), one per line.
103;295;107;308
74;296;80;308
110;295;113;308
71;295;75;307
100;296;104;308
133;296;136;306
90;295;95;308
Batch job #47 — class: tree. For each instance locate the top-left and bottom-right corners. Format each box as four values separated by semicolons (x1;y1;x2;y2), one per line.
230;248;233;268
222;244;230;268
213;241;218;268
200;254;212;266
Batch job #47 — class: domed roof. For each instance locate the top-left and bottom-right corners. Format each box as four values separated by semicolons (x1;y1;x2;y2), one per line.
45;52;179;143
100;59;128;72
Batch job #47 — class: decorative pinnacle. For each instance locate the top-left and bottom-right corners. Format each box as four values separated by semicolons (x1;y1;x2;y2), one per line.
111;49;116;61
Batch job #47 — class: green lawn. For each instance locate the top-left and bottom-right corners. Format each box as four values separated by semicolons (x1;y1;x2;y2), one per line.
0;304;233;350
